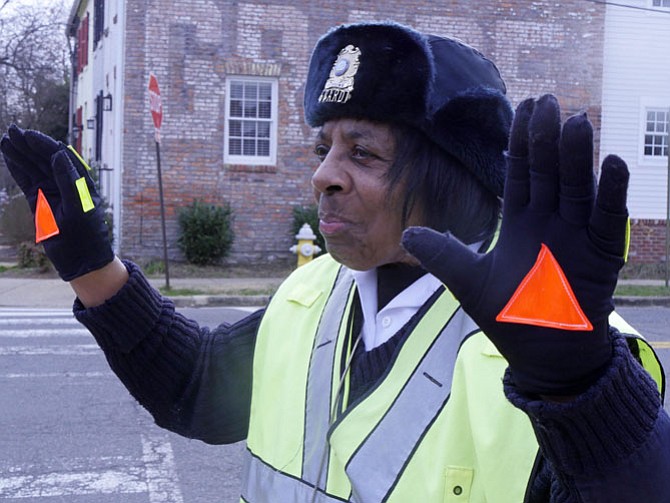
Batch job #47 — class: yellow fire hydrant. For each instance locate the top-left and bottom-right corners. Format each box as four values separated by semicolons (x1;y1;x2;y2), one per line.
290;223;322;267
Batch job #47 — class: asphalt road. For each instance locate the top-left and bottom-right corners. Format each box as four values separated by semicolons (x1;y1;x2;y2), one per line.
616;306;670;378
0;305;668;502
0;306;255;503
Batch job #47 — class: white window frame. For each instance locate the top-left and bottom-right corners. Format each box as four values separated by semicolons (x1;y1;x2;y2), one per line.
640;101;669;165
224;77;278;166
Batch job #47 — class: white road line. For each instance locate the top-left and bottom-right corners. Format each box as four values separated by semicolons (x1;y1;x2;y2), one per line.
0;317;80;325
0;436;184;501
141;432;185;503
0;371;112;379
0;308;73;316
0;468;148;498
0;344;100;356
0;328;90;338
0;307;183;502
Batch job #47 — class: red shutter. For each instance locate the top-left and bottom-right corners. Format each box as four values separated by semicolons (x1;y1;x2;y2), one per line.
76;107;83;153
76;25;82;73
76;15;89;73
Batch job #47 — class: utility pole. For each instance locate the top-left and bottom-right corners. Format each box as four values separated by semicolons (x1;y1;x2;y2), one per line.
666;108;670;287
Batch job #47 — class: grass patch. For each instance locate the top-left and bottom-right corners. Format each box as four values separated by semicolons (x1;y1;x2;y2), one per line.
140;259;293;280
233;287;276;296
0;263;54;277
159;286;276;297
159;287;203;296
615;284;670;297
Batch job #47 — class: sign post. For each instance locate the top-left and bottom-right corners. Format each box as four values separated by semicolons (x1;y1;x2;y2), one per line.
148;72;170;289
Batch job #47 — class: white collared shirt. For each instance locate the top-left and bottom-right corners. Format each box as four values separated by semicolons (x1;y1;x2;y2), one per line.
350;269;444;351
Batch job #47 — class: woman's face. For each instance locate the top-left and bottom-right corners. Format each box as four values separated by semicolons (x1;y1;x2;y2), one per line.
311;118;420;271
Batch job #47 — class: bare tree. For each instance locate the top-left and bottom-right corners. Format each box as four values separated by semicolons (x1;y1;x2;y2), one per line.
0;0;69;252
0;0;69;184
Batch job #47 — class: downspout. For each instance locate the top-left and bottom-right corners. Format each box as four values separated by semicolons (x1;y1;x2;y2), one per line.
66;15;77;145
112;0;126;253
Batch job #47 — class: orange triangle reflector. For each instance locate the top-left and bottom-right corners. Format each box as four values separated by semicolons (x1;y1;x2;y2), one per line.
35;188;60;243
496;244;593;331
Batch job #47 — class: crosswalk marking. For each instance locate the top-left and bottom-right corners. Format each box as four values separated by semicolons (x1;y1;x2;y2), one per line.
0;468;148;498
0;307;185;502
0;307;73;316
0;317;80;325
141;432;185;503
0;344;99;356
0;371;112;379
0;434;184;501
0;328;90;337
0;308;91;351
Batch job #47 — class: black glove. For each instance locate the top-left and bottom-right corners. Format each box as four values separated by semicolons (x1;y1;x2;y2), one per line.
0;125;114;281
402;94;629;396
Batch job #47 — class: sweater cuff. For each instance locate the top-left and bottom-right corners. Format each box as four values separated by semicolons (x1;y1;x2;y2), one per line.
505;333;662;476
74;260;171;353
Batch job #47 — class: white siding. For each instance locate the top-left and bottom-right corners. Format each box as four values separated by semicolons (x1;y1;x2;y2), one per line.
601;1;670;219
98;0;125;252
74;1;94;159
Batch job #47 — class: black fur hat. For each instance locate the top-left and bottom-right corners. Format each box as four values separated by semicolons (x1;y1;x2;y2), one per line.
304;21;513;196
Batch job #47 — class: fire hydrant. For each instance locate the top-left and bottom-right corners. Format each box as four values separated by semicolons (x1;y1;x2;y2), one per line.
290;223;322;267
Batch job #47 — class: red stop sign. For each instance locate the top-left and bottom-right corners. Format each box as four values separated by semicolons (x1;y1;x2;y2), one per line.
148;73;162;131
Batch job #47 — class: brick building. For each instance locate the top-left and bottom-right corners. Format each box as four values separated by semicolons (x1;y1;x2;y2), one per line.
67;0;611;266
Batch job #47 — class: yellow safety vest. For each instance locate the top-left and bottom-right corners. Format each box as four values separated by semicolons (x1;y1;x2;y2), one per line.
242;254;664;502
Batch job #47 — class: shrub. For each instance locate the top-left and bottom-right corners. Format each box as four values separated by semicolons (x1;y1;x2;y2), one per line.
17;241;51;271
143;260;166;275
178;199;235;265
292;205;325;252
0;193;34;244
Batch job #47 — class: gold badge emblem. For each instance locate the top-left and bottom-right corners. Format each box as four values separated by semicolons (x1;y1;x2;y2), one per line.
318;45;361;104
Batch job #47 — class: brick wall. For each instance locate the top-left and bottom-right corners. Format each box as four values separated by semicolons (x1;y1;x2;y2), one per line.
629;219;668;265
119;0;607;265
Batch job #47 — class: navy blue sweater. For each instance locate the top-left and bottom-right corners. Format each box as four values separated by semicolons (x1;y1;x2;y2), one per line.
74;261;670;502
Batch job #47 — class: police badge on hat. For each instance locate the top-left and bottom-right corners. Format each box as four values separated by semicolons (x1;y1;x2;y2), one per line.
318;45;361;104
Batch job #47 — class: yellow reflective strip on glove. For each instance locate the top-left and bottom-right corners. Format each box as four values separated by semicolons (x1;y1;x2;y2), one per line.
75;177;95;213
624;217;631;263
67;145;92;171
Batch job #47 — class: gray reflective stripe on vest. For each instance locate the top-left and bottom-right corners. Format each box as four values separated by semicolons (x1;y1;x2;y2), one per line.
243;450;349;503
346;308;478;503
302;267;354;489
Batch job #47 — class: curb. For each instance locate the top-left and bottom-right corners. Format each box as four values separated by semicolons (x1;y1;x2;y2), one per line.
614;296;670;307
170;294;271;308
165;294;670;309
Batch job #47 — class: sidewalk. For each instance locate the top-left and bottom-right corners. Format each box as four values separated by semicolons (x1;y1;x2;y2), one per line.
1;264;670;309
0;272;284;309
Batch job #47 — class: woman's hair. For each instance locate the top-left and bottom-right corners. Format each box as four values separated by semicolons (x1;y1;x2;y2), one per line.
386;123;501;245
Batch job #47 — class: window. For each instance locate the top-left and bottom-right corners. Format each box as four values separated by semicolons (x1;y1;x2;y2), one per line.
94;91;104;162
224;78;278;165
93;0;104;48
652;0;670;7
643;109;668;157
